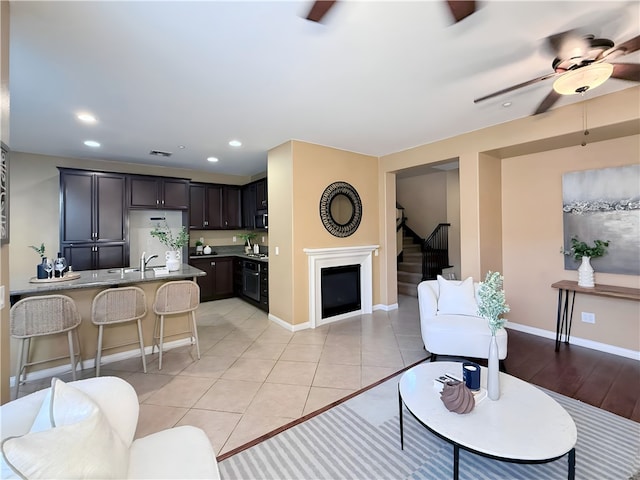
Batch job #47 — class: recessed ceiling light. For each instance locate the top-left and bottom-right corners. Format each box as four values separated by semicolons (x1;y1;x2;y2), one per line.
228;140;242;147
207;157;219;162
502;102;512;108
84;140;100;147
77;113;97;123
178;145;186;149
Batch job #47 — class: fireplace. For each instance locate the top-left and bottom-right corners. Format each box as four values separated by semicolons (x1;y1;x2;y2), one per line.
321;264;361;319
304;245;378;328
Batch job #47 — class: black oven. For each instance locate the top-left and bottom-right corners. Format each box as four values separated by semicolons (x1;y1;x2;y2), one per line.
242;261;261;302
255;212;268;230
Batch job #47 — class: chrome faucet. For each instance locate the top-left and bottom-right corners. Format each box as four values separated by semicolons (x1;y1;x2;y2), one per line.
140;252;158;271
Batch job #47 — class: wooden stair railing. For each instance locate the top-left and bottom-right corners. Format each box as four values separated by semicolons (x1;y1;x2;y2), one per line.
421;223;452;280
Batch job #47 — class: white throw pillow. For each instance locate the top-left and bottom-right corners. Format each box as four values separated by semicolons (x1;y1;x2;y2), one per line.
1;378;129;479
436;275;479;316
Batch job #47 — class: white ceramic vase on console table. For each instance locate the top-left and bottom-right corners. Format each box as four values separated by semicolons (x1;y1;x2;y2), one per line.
577;256;595;288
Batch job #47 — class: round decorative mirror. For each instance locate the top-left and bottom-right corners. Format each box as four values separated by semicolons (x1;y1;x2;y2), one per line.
319;181;362;237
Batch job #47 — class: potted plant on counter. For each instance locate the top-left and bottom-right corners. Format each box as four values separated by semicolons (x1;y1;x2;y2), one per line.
238;232;257;254
150;221;189;271
29;243;51;279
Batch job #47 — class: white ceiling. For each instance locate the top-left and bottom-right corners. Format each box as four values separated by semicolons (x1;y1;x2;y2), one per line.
8;1;640;177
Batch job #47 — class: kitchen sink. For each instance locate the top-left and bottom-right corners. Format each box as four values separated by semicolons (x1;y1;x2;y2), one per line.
107;268;140;273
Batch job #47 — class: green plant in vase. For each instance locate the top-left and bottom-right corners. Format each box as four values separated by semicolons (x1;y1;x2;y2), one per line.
29;243;51;279
562;236;610;288
150;221;189;250
238;232;257;253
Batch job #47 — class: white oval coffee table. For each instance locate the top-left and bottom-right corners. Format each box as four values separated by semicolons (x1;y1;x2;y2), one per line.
398;362;577;479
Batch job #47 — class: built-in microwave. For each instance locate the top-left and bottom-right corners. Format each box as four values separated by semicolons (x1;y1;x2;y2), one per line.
255;212;268;230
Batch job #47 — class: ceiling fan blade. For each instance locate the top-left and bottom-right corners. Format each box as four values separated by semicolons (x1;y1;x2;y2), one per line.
306;1;337;22
614;35;640;55
533;90;562;115
474;72;559;103
611;63;640;82
446;1;476;23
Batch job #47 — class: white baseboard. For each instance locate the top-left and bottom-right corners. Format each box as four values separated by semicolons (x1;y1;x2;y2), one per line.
9;337;193;387
374;303;398;312
506;322;640;361
268;313;310;332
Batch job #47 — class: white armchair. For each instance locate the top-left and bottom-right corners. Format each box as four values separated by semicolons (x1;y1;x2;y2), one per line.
1;376;220;479
418;277;508;362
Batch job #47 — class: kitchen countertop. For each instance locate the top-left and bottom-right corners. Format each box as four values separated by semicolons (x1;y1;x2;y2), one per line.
189;252;268;263
10;264;205;297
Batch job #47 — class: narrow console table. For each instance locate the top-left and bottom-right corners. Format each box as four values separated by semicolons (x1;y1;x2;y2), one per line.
551;280;640;352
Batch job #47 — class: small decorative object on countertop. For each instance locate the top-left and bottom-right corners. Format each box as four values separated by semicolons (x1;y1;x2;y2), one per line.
440;380;475;414
203;245;212;255
29;243;49;279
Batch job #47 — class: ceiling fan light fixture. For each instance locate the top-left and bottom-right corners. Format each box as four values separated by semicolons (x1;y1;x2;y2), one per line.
552;63;614;95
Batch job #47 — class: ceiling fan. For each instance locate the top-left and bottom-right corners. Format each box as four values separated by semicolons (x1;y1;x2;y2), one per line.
474;31;640;115
305;0;476;23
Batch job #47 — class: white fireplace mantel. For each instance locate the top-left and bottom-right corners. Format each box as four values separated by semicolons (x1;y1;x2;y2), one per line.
304;245;379;328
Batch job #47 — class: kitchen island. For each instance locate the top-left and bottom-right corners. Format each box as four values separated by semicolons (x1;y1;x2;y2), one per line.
9;264;205;381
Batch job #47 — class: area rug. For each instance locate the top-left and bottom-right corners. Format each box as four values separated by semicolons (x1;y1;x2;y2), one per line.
218;370;640;480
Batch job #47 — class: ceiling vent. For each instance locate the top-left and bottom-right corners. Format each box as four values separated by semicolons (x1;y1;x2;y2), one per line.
149;150;172;157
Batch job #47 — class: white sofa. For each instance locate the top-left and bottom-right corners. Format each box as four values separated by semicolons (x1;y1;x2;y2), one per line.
418;277;508;361
1;376;220;479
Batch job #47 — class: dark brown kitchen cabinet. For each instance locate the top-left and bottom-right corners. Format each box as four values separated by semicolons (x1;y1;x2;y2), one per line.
242;183;256;229
255;178;267;210
128;175;189;210
222;186;242;229
189;257;234;301
189;183;241;230
62;244;126;271
241;178;267;230
59;168;128;271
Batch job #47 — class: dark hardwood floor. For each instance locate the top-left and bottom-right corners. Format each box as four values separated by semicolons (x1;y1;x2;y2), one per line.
503;329;640;423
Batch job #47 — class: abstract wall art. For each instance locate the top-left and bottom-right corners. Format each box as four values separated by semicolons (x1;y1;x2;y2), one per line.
562;164;640;275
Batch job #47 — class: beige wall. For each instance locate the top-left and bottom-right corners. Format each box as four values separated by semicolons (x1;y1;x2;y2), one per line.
380;86;640;352
502;135;640;350
266;141;294;325
396;171;447;238
268;140;379;326
1;0;10;404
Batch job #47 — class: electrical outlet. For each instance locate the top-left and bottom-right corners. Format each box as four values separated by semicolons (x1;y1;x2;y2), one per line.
275;246;279;255
233;236;237;243
262;236;265;243
581;312;595;324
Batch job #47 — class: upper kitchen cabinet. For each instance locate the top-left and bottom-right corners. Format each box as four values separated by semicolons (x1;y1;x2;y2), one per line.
241;178;267;229
255;178;267;210
128;175;189;210
190;183;241;230
59;168;127;270
59;168;126;243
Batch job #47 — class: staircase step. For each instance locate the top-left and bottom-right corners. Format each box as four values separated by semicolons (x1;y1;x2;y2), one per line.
398;271;422;284
398;262;421;273
398;281;418;297
404;252;421;260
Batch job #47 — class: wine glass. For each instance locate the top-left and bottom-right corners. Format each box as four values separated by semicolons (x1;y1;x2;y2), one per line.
43;259;53;279
55;257;67;278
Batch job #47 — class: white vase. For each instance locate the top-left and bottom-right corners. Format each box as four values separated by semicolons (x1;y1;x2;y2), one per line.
165;250;180;271
487;335;500;401
578;256;595;288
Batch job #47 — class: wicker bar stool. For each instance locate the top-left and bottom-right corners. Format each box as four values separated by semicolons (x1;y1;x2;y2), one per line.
10;294;83;399
91;286;148;376
152;280;201;370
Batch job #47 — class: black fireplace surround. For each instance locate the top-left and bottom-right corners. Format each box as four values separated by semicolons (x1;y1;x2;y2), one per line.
321;264;361;319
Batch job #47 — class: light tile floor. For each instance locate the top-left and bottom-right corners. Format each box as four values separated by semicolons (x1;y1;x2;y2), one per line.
17;295;426;456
